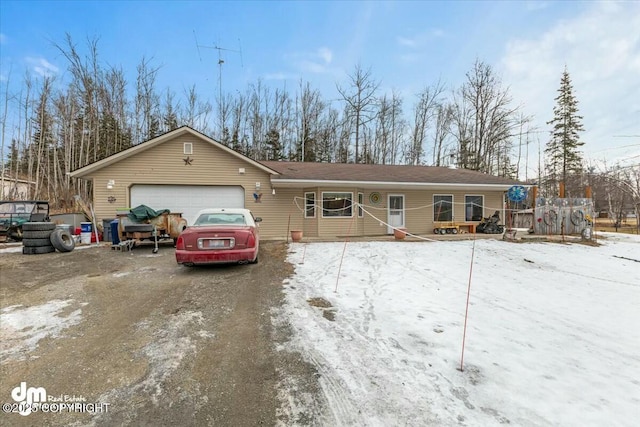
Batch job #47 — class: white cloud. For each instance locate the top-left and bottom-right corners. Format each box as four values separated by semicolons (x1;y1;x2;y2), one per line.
317;47;333;64
396;29;444;49
397;36;417;48
287;47;335;75
25;56;59;78
263;72;298;81
500;2;640;161
525;1;550;12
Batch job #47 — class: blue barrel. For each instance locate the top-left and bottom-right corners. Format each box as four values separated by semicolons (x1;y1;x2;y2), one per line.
110;219;120;245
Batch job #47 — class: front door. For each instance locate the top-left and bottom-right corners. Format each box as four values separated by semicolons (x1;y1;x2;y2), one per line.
387;194;405;234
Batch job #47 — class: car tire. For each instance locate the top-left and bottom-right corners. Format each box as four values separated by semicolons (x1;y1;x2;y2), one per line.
50;228;75;252
23;238;53;247
249;254;259;264
22;229;55;239
22;222;56;232
23;245;56;255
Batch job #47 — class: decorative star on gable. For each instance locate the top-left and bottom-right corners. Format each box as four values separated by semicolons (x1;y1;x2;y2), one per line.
183;156;193;165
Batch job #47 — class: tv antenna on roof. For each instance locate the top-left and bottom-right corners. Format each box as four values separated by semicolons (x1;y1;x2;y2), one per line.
193;31;243;106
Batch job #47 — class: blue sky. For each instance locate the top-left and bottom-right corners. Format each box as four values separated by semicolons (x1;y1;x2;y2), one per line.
1;0;639;172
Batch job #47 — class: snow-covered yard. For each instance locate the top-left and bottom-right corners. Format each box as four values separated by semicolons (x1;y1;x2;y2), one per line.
279;234;640;426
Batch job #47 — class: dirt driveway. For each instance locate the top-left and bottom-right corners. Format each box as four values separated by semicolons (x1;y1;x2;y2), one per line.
0;241;321;426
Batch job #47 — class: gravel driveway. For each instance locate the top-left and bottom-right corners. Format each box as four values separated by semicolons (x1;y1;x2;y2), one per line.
0;241;321;426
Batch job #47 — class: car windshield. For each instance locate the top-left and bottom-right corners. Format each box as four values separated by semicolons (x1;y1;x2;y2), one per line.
194;213;247;226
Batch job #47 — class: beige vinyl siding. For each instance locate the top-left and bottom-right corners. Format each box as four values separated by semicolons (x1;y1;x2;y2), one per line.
355;189;505;236
403;190;504;234
260;187;303;239
302;189;318;237
303;189;506;238
361;191;389;235
88;133;292;239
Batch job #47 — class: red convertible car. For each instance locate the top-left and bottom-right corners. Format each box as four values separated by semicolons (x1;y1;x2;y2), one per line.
175;208;261;266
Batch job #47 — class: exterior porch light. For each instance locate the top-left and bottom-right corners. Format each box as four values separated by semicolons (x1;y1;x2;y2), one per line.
107;179;115;190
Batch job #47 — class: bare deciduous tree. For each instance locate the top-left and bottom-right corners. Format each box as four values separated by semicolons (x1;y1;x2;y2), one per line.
337;64;380;163
451;60;520;176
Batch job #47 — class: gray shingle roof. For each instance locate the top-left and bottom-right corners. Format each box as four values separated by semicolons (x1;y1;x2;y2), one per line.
261;161;522;185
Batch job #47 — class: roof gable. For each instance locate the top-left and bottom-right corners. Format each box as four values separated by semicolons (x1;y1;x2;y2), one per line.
70;127;279;178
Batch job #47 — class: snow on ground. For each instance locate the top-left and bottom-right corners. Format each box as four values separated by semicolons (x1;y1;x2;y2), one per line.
0;300;83;363
279;234;640;426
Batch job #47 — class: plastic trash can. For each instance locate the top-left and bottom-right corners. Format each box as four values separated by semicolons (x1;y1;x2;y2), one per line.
110;219;120;245
102;218;115;242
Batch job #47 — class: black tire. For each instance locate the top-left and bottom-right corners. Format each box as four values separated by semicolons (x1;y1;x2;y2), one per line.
23;229;54;239
249;254;259;264
452;228;458;234
439;228;447;235
50;228;75;252
433;228;440;234
22;222;56;232
23;238;52;247
22;245;55;255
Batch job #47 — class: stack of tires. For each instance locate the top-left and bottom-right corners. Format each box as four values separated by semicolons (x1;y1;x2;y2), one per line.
22;222;75;255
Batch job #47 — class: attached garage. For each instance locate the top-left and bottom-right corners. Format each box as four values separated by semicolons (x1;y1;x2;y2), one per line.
130;185;245;225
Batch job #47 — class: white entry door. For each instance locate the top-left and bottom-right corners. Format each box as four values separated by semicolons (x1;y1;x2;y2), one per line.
387;194;405;234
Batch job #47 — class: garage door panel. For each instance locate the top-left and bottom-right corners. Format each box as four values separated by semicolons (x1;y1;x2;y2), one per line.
130;185;244;225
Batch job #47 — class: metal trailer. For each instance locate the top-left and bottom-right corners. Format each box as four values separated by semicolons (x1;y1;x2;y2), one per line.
115;211;187;251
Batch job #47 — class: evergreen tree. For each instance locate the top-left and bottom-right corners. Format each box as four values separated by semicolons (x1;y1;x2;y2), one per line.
545;67;585;192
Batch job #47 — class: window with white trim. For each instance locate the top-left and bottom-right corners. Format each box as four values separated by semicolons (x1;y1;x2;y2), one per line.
358;193;364;217
465;195;484;221
305;192;316;218
184;142;193;155
322;192;353;217
433;195;453;222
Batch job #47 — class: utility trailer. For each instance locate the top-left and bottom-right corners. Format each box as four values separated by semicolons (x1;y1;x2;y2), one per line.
433;221;479;235
433;222;460;235
115;207;187;252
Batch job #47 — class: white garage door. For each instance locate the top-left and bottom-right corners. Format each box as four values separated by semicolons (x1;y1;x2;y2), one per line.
130;185;245;225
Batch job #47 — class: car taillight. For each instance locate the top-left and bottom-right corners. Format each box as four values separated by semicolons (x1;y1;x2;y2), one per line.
246;232;256;248
176;236;185;250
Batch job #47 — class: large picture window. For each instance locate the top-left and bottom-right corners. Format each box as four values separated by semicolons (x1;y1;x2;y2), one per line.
305;192;316;218
322;192;353;217
465;195;484;221
433;195;453;222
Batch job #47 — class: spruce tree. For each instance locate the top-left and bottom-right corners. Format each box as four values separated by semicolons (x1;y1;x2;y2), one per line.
545;67;585;192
